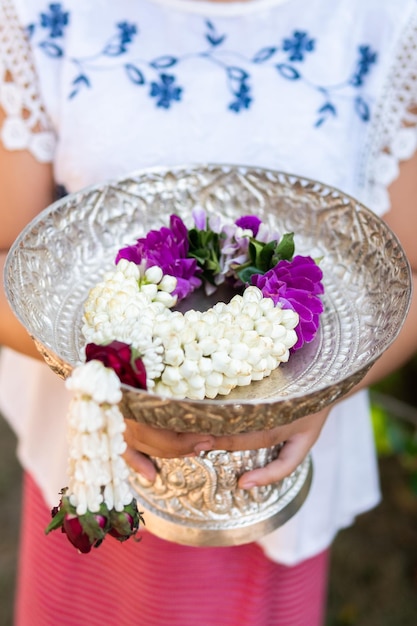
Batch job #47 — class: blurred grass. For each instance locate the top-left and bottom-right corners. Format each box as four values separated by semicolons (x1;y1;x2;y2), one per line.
327;454;417;626
0;414;21;626
327;357;417;625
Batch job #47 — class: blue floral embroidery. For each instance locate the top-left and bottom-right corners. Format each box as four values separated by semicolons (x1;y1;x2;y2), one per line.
125;64;145;85
282;31;315;62
68;21;138;98
205;20;226;47
150;74;182;109
350;45;378;87
314;45;378;126
30;5;379;124
229;81;252;113
68;74;91;100
103;22;138;56
40;3;69;38
26;2;69;57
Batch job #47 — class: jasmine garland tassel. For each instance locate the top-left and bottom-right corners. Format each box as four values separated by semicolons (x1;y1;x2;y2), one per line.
45;361;144;553
46;209;324;552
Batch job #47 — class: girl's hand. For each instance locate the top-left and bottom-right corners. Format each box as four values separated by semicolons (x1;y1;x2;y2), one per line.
123;407;330;488
123;420;215;482
212;406;331;489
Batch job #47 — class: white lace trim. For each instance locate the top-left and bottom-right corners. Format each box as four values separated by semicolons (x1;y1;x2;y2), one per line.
0;0;55;162
362;8;417;214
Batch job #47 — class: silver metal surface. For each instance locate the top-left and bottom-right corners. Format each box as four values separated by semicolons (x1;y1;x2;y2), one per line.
4;164;412;545
130;450;312;546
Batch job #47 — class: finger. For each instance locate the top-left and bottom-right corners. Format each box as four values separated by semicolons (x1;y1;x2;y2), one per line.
123;447;157;482
124;420;215;457
214;408;330;453
213;426;289;452
238;434;311;488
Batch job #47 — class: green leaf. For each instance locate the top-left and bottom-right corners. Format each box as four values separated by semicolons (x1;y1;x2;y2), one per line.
188;227;221;280
237;266;263;284
188;228;201;247
206;258;221;272
79;513;108;543
189;248;210;264
45;506;66;534
258;241;277;271
273;232;295;262
248;240;264;265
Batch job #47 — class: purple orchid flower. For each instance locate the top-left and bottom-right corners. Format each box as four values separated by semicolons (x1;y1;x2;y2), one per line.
192;205;207;230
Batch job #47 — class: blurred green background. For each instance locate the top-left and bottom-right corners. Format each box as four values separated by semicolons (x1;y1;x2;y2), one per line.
0;358;416;626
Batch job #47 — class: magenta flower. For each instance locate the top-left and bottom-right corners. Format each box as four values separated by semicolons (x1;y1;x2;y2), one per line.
116;214;201;300
235;215;261;236
251;256;324;350
85;340;147;389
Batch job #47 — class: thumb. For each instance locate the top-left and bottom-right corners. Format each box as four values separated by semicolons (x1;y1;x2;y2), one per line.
123;447;157;483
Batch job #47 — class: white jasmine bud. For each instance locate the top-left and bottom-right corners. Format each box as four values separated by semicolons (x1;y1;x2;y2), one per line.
154;291;177;307
242;286;263;302
184;343;203;361
198;356;214;375
281;309;299;328
211;350;232;372
139;283;158;298
161;366;182;385
179;359;200;378
159;274;177;292
145;265;163;284
164;347;185;367
230;344;249;360
206;371;224;388
255;319;273;336
187;374;206;390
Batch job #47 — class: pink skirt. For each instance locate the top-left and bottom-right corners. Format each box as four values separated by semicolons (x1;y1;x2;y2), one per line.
15;473;329;626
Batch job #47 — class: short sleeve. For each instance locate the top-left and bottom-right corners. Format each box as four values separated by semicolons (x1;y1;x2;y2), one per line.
0;0;55;162
362;7;417;215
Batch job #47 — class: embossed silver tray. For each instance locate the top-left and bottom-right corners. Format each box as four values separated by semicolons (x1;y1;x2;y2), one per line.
4;164;412;546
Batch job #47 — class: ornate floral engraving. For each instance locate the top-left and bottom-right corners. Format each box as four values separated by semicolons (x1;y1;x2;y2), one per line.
129;449;313;543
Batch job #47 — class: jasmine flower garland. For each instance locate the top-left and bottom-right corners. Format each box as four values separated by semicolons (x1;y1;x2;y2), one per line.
45;360;143;553
46;210;324;552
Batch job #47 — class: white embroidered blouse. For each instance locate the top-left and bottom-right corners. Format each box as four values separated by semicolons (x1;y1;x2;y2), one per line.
0;0;416;564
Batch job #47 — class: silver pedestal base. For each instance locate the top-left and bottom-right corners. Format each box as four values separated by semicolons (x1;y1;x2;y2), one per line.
129;448;312;547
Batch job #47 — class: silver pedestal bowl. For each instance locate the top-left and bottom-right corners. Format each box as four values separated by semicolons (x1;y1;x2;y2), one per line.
4;164;412;546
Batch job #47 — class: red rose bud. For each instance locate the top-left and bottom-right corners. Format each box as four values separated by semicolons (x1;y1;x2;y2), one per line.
45;492;110;554
108;500;144;542
62;515;96;554
85;341;147;389
63;512;108;554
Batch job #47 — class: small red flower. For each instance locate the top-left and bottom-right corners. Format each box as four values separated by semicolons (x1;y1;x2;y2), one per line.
63;513;107;554
85;340;147;389
108;500;144;542
45;491;144;552
45;493;109;553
